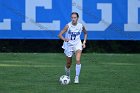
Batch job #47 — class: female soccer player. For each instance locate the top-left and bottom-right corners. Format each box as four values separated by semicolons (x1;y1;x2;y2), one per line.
58;12;87;83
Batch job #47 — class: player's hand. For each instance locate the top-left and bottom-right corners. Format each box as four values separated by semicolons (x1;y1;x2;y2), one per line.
82;43;86;48
64;38;69;42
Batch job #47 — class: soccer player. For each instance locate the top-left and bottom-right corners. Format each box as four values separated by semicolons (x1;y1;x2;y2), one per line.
58;12;87;84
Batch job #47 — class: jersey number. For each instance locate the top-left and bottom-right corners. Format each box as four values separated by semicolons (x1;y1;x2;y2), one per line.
71;34;76;40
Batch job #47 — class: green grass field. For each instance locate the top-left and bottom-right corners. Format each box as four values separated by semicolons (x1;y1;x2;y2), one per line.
0;53;140;93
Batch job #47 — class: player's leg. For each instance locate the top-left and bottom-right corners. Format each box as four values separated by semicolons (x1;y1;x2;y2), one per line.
64;50;74;77
65;56;72;76
74;49;82;83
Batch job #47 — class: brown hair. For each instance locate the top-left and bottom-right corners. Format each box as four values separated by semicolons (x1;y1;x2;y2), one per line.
71;12;79;18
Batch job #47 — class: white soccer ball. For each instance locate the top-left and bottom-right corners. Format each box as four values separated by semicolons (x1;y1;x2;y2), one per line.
59;75;70;85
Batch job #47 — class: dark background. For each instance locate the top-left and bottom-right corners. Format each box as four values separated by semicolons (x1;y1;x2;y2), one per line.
0;40;140;53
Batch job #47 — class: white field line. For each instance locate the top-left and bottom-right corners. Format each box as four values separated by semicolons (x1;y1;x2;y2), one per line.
1;60;21;62
0;64;62;68
99;62;138;66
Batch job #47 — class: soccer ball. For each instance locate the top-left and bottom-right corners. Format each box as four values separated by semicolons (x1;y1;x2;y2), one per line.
59;75;70;85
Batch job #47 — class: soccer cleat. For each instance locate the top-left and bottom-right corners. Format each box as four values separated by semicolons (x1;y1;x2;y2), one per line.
74;76;79;84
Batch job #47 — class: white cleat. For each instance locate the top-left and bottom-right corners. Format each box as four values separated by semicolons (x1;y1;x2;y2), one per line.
74;76;79;84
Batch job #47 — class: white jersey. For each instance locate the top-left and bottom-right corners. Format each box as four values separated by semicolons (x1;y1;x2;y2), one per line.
62;22;83;51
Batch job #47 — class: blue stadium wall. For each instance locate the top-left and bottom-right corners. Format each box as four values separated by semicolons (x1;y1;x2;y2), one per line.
0;0;140;40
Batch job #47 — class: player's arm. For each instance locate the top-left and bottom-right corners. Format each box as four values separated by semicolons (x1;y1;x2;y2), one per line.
58;25;69;42
82;26;88;48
